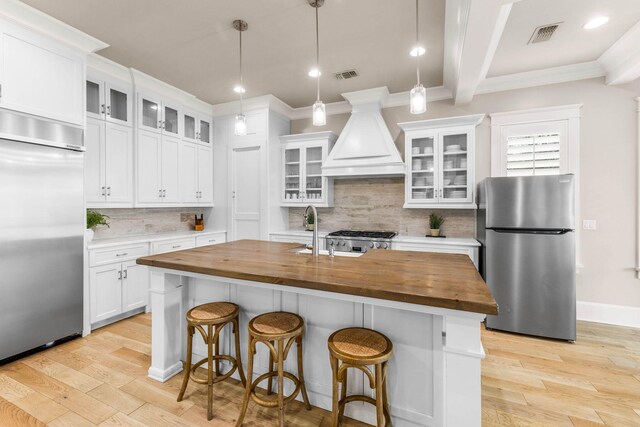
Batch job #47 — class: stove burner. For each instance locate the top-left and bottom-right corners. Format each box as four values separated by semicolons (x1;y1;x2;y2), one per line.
327;230;397;239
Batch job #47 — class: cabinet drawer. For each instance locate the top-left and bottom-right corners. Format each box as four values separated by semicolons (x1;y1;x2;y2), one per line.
392;242;478;267
89;244;149;267
195;233;226;247
152;238;195;254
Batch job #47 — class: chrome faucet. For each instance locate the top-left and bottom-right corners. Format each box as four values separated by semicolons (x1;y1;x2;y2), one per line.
303;205;319;257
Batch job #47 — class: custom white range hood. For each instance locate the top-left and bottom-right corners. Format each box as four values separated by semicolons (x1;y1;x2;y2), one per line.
322;87;405;178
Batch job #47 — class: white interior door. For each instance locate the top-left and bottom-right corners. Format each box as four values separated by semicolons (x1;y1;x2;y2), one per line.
84;117;106;204
180;141;198;203
230;143;262;240
104;122;133;204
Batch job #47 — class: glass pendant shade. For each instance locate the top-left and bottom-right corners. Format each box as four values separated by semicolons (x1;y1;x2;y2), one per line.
312;100;326;126
234;113;247;136
410;84;427;114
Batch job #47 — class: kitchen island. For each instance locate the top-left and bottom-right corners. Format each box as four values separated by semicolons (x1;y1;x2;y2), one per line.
137;240;497;427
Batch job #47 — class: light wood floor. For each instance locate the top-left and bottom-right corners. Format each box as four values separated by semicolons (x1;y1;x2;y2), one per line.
0;315;638;426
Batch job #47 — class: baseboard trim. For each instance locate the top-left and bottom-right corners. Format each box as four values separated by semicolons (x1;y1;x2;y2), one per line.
577;301;640;329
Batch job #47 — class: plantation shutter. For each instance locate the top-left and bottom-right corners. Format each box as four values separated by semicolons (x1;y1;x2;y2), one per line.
506;133;561;177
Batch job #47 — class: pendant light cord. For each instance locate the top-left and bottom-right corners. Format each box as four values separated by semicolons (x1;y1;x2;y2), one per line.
315;3;321;102
415;0;421;86
239;27;244;113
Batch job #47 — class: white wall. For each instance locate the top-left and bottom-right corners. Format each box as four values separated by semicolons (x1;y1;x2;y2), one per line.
291;77;640;311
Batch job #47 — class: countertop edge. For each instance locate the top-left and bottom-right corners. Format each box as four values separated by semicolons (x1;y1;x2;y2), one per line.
88;230;227;250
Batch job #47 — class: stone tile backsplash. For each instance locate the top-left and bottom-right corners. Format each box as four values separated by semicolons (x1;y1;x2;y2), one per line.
288;178;476;237
91;208;207;240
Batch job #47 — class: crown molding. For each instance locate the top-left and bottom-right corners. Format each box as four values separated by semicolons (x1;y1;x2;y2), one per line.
87;53;132;84
598;20;640;85
0;0;108;53
477;61;606;95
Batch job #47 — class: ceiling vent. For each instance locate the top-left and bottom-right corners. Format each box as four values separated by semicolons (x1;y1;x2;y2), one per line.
335;70;359;80
528;22;562;44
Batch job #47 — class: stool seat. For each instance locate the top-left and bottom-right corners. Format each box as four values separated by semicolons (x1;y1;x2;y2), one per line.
250;312;302;336
329;328;391;360
186;302;238;324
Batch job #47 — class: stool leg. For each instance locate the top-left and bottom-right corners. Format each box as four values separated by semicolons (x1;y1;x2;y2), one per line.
267;342;274;396
236;337;255;427
375;363;384;427
207;324;214;421
296;336;311;410
233;318;246;387
277;339;285;427
214;324;220;377
330;354;339;427
382;362;392;427
177;324;194;402
339;367;348;422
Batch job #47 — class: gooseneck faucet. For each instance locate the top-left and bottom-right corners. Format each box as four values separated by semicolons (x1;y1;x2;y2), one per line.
303;205;319;256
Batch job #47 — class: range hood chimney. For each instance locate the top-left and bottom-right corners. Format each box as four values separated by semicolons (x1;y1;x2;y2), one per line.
322;87;405;178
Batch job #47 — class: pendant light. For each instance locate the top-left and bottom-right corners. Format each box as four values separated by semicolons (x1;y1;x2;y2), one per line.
233;19;248;136
309;0;326;126
410;0;427;114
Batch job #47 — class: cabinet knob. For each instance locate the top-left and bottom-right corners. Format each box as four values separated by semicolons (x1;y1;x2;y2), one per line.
100;104;105;114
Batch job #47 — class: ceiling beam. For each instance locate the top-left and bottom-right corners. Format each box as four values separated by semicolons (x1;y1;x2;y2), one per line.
443;0;518;105
598;20;640;85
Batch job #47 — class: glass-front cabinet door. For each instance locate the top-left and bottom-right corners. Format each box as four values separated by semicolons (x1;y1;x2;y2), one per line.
139;94;161;132
407;134;437;204
304;146;324;202
183;112;198;143
162;103;179;136
199;118;211;144
283;147;301;202
86;79;104;120
105;82;131;126
439;131;472;203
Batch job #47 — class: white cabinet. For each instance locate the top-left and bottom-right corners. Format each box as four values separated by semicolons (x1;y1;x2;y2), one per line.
85;117;133;206
137;92;181;138
86;75;132;126
152;237;195;255
180;142;213;205
183;110;212;145
195;232;226;247
136;129;180;204
280;132;337;207
0;19;84;125
88;243;150;326
399;114;484;209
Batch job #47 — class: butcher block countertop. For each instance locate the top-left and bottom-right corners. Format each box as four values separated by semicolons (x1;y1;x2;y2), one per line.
137;240;497;315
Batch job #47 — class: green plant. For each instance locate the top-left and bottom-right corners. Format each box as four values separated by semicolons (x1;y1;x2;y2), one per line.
305;210;315;225
87;210;110;230
429;213;445;230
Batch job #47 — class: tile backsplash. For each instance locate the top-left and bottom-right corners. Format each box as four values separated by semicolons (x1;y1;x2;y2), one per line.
288;178;475;237
91;208;207;240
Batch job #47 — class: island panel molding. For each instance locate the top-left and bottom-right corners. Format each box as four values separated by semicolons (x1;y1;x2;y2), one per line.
137;240;497;315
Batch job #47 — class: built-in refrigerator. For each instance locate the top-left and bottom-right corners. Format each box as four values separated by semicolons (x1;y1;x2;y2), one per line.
477;174;576;341
0;110;85;363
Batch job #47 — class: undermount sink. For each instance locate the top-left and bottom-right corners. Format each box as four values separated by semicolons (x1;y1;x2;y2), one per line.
292;248;364;258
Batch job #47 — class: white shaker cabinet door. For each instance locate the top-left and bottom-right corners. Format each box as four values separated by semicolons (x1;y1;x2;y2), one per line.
89;264;122;324
197;145;213;204
180;141;198;204
121;261;149;312
137;129;162;203
85;118;106;204
161;136;180;203
105;122;133;204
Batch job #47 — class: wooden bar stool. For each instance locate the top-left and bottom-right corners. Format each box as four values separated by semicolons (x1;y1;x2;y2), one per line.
328;327;393;427
177;302;246;421
236;311;311;427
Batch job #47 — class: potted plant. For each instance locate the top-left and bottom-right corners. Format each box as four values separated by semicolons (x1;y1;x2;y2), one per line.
86;210;109;242
428;213;445;237
305;209;315;231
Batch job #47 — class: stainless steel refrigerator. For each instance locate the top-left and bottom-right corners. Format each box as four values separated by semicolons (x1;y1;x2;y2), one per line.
0;110;85;363
477;175;576;341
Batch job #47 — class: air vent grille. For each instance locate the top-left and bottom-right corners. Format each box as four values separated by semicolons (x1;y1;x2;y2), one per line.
528;23;562;44
335;70;359;80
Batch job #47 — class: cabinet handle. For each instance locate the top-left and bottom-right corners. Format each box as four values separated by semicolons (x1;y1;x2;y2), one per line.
158;120;162;129
123;269;128;279
101;104;105;114
172;245;181;249
101;186;105;196
159;189;163;198
161;120;165;130
163;189;166;197
117;270;122;280
106;186;111;196
106;105;111;116
208;239;216;243
116;252;128;257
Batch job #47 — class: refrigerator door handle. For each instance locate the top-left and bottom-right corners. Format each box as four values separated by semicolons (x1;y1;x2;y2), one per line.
490;228;573;235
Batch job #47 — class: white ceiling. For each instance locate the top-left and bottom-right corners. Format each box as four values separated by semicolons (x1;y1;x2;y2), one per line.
489;0;640;77
20;0;445;108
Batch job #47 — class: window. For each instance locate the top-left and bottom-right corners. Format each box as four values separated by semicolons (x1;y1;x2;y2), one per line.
506;132;561;176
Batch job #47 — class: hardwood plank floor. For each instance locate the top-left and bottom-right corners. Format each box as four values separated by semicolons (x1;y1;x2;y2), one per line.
0;314;638;426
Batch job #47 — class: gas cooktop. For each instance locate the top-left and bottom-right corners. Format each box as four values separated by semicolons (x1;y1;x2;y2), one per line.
326;230;397;239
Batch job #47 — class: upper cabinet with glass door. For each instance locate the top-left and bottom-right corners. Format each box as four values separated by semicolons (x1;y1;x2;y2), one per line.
86;74;132;126
399;114;485;209
182;110;211;145
280;131;337;207
137;92;180;137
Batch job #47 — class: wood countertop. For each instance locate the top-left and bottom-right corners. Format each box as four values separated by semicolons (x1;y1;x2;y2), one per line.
137;240;497;315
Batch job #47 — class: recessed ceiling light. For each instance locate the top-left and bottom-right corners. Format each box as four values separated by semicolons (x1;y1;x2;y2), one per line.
409;46;426;57
233;85;246;93
308;68;322;78
584;16;609;30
